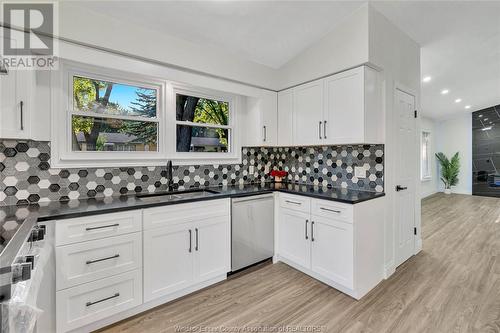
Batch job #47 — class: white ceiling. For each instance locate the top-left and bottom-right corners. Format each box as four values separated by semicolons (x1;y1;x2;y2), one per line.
67;1;500;120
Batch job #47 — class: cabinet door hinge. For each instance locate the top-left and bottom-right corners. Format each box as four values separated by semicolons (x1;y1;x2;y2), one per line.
414;110;418;118
414;227;417;235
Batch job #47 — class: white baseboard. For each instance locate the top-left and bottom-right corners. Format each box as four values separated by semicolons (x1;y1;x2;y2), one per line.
415;238;423;254
384;260;395;279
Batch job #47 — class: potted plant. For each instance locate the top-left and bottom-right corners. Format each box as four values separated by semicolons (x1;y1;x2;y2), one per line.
270;170;288;183
435;152;460;194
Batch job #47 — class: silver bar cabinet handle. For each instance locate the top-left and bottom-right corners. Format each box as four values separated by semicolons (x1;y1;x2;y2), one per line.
285;200;301;205
20;101;24;130
305;219;309;240
323;120;327;139
319;121;322;139
86;223;119;231
320;207;341;214
86;293;120;307
86;254;120;265
189;229;192;252
195;228;199;251
311;221;315;242
263;126;267;142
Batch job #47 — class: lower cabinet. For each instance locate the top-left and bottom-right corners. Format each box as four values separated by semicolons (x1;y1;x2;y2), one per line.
55;199;231;332
278;209;310;268
56;270;142;333
143;216;230;302
276;194;384;299
310;217;353;289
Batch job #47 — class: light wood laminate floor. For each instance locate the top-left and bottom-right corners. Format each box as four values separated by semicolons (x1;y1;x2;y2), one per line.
100;193;500;333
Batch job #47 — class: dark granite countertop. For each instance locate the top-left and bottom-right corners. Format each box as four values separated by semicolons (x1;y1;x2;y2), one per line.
0;182;384;264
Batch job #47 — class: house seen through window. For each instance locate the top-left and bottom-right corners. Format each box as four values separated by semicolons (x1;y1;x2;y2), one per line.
72;76;159;152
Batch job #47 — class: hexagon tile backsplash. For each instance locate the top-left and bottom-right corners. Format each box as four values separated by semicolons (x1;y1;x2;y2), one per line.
0;140;384;206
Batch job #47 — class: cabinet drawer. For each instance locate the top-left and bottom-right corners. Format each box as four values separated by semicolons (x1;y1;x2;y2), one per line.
56;233;142;290
55;211;142;246
279;194;310;213
56;269;142;333
143;199;230;230
311;199;353;223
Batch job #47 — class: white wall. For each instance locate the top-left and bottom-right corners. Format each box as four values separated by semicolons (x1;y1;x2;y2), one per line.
420;117;438;198
58;2;279;91
436;113;473;194
277;4;369;89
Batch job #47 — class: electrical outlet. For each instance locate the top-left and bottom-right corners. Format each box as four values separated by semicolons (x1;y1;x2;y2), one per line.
249;165;255;174
354;166;366;178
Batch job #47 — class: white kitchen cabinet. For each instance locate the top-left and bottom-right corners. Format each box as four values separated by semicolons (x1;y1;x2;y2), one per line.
323;66;382;144
276;194;384;299
277;88;294;146
0;34;34;139
278;65;382;146
242;92;278;146
292;80;324;145
310;217;354;289
143;223;194;302
143;200;231;303
278;209;310;269
195;217;230;282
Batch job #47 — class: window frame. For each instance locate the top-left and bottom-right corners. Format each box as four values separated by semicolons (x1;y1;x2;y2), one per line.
421;130;432;181
167;84;240;165
51;61;241;168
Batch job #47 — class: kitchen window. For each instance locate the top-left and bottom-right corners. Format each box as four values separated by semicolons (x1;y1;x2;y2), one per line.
71;75;160;153
52;61;240;167
172;86;238;163
421;131;432;180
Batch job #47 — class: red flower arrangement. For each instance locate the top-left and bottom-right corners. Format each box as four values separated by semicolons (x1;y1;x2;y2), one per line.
270;170;288;183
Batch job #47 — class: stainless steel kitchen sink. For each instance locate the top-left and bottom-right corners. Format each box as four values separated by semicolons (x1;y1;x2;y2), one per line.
136;189;220;201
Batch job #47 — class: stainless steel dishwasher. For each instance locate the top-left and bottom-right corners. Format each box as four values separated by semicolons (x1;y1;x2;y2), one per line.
231;194;274;272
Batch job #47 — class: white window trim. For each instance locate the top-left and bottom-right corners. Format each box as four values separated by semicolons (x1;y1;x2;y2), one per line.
166;83;241;165
51;60;241;168
421;130;432;181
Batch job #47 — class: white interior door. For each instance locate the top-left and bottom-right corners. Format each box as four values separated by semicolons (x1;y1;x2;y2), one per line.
395;89;417;267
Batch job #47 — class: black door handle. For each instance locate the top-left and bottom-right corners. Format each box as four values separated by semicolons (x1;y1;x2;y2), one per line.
396;185;408;191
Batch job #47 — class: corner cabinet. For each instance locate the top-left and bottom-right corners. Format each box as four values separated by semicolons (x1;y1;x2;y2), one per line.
277;65;383;146
0;35;35;140
276;193;385;300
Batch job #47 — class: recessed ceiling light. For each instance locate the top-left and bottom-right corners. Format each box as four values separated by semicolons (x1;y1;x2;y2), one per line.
422;76;432;83
465;105;471;109
455;98;462;103
441;89;449;95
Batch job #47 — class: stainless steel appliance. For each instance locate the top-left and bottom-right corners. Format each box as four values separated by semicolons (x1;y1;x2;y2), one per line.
231;194;274;271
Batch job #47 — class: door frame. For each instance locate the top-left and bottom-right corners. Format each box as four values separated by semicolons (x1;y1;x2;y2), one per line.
392;83;421;269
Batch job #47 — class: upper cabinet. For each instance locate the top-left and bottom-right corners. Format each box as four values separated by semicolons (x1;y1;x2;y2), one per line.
242;92;278;147
277;66;383;146
0;34;35;140
293;80;324;146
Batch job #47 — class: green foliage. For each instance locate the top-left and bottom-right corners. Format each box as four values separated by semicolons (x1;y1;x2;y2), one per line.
194;99;229;146
435;152;460;189
96;135;106;151
122;89;158;144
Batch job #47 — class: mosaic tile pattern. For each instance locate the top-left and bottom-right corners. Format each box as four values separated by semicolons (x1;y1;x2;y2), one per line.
0;140;384;206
